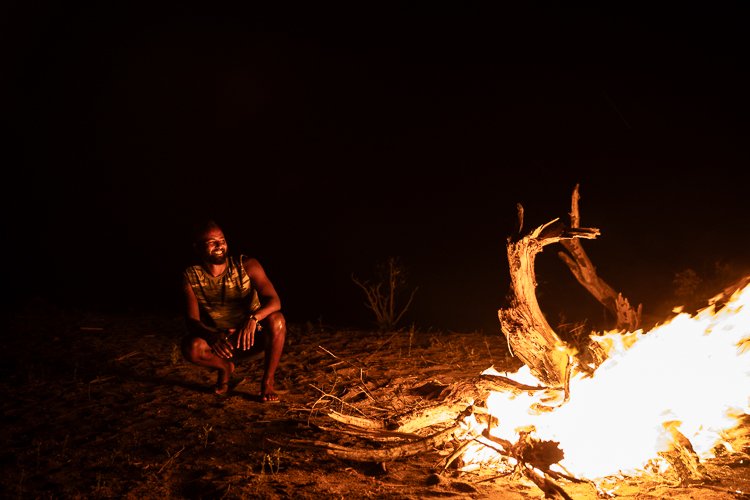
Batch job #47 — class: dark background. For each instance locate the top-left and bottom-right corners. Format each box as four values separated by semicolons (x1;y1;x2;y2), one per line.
4;4;749;333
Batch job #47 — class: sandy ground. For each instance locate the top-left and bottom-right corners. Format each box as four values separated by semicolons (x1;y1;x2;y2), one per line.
3;300;750;499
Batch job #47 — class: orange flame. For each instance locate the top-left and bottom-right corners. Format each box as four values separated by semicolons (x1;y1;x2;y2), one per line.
472;281;750;479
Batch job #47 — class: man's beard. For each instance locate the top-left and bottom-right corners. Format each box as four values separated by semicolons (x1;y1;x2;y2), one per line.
206;252;227;265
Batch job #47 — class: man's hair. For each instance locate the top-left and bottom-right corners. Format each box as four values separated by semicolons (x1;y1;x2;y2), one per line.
191;218;222;243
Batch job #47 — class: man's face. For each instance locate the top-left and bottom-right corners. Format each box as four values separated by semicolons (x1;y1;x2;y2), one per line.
199;228;228;265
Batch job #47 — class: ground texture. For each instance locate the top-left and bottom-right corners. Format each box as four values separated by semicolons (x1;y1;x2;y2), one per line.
3;301;750;499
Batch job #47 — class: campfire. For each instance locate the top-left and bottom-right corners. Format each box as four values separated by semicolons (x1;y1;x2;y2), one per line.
299;185;750;498
464;282;750;484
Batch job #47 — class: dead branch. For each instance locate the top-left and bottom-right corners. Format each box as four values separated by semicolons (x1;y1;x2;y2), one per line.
327;409;384;429
558;184;642;331
313;422;424;443
295;422;461;463
388;402;475;433
478;427;576;499
352;257;418;331
521;464;575;500
325;378;494;434
309;384;370;417
442;438;478;471
498;211;599;388
479;373;547;393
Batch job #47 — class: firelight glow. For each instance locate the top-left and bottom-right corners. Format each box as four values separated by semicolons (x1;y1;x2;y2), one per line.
475;282;750;479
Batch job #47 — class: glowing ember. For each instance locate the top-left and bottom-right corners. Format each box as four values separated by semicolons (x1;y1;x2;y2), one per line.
473;282;750;479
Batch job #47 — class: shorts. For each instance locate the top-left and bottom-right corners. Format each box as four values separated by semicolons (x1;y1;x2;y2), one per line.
182;326;266;361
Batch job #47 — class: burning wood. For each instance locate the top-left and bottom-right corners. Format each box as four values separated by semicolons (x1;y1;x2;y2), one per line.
658;420;715;484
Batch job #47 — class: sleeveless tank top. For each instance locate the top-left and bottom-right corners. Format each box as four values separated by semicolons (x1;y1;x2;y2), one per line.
183;255;261;329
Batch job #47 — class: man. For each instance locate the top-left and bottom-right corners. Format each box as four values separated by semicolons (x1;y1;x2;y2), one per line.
181;219;286;401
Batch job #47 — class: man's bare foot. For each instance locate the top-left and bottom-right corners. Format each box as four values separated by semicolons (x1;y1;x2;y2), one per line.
260;380;280;403
261;392;279;403
215;361;235;396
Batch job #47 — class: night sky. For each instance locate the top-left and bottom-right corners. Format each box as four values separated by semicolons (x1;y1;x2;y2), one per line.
5;4;749;333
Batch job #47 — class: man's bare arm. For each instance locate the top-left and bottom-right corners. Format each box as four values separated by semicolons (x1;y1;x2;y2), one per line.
243;257;282;321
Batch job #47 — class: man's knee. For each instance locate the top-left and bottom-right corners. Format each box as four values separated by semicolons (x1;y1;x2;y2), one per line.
265;311;286;338
262;313;285;359
181;336;207;362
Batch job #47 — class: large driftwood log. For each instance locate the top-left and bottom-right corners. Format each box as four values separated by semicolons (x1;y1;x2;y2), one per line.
498;208;600;388
558;184;642;331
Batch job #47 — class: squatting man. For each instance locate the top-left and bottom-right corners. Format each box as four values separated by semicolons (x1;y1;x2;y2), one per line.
180;220;286;401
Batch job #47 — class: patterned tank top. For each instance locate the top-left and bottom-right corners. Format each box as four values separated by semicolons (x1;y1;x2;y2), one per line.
183;255;261;329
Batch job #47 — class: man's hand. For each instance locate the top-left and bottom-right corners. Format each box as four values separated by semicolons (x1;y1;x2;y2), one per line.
237;316;260;351
210;329;234;359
